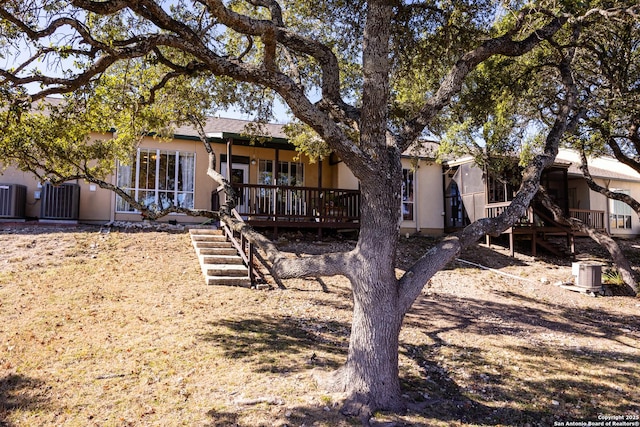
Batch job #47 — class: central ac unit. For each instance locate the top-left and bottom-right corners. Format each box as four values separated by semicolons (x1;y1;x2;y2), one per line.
40;183;81;220
0;183;27;218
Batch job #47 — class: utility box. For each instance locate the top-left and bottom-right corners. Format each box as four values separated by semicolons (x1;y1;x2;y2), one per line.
572;262;602;292
0;183;27;218
40;183;81;220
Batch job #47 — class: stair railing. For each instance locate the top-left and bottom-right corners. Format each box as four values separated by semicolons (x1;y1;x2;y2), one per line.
216;185;255;285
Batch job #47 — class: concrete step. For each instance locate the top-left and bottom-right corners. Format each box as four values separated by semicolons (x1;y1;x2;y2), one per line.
191;234;228;242
205;276;252;287
196;247;239;256
189;228;223;235
202;263;248;277
193;240;235;249
200;254;244;264
190;227;253;288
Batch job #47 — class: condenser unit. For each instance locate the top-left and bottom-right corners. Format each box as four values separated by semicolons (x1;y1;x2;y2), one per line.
40;183;81;220
0;183;27;218
571;262;603;292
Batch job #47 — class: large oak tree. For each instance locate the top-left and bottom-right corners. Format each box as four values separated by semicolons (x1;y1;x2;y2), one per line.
1;0;638;418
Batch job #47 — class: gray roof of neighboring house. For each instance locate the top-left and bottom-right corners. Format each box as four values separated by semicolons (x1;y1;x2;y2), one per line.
556;149;640;182
566;163;640;182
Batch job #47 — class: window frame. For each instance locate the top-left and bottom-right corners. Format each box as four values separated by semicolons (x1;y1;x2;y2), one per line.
116;148;196;213
402;168;415;221
609;189;633;230
258;159;304;186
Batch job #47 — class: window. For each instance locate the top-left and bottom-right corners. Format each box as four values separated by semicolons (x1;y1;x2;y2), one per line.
258;160;304;186
116;149;195;212
610;190;632;229
487;174;516;204
258;159;274;185
278;161;304;186
402;168;414;221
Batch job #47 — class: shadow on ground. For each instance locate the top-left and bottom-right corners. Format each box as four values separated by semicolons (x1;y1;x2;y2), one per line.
198;315;349;373
0;374;48;427
397;293;640;425
198;293;639;426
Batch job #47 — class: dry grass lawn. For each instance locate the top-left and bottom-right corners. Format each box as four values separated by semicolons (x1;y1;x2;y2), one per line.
0;224;639;426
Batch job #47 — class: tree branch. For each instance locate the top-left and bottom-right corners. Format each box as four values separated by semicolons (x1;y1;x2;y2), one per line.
578;147;640;216
398;14;568;151
398;48;578;313
535;187;637;296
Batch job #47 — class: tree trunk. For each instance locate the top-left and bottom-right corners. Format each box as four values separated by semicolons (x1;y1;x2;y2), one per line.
337;275;405;415
326;169;407;415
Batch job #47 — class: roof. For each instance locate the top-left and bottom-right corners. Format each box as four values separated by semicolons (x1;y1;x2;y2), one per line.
556;149;640;183
402;140;440;159
172;117;288;141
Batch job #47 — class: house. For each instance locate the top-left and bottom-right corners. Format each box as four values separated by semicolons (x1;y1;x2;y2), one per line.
0;116;446;236
442;148;640;256
3;106;637;245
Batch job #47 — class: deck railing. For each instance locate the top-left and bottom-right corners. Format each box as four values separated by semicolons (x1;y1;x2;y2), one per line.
216;184;361;227
569;208;605;230
485;202;535;225
484;202;605;230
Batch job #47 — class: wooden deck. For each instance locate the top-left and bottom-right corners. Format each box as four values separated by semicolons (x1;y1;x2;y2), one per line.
485;203;606;257
215;184;361;232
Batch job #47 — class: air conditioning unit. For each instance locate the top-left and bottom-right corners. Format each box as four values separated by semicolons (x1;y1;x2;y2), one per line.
40;183;81;220
572;262;603;292
0;183;27;218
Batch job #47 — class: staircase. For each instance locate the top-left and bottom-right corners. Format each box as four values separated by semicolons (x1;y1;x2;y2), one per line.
189;228;252;287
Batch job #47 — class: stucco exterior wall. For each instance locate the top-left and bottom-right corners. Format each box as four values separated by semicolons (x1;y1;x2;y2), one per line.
400;158;444;235
0;132;114;223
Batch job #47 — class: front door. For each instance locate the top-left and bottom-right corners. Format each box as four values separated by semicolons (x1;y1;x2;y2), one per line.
221;162;250;213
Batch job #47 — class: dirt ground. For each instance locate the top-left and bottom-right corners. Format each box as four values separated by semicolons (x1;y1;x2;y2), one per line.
0;223;639;427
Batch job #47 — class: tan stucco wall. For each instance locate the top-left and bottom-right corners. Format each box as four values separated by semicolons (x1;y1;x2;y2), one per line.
568;176;640;237
112;136;324;224
0;131;114;223
324;158;445;235
590;178;640;237
400;158;444;235
333;161;359;190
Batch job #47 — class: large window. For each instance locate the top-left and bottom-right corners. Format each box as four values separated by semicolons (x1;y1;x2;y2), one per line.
610;190;632;230
117;149;195;212
402;168;414;221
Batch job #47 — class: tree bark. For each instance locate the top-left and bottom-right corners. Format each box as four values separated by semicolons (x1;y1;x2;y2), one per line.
320;2;408;415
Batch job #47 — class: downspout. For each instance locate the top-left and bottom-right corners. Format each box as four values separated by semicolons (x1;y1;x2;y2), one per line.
604;179;611;234
109;170;116;223
109;130;117;223
415;160;420;233
226;138;233;181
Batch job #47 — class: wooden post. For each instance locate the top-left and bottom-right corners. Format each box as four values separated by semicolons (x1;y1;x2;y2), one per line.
273;148;280;238
532;231;537;257
249;242;255;285
226;138;233;181
318;159;323;238
509;232;515;257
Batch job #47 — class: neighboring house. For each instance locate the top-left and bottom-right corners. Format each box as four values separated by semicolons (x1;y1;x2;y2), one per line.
0;116;445;235
556;149;640;237
442;148;640;256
